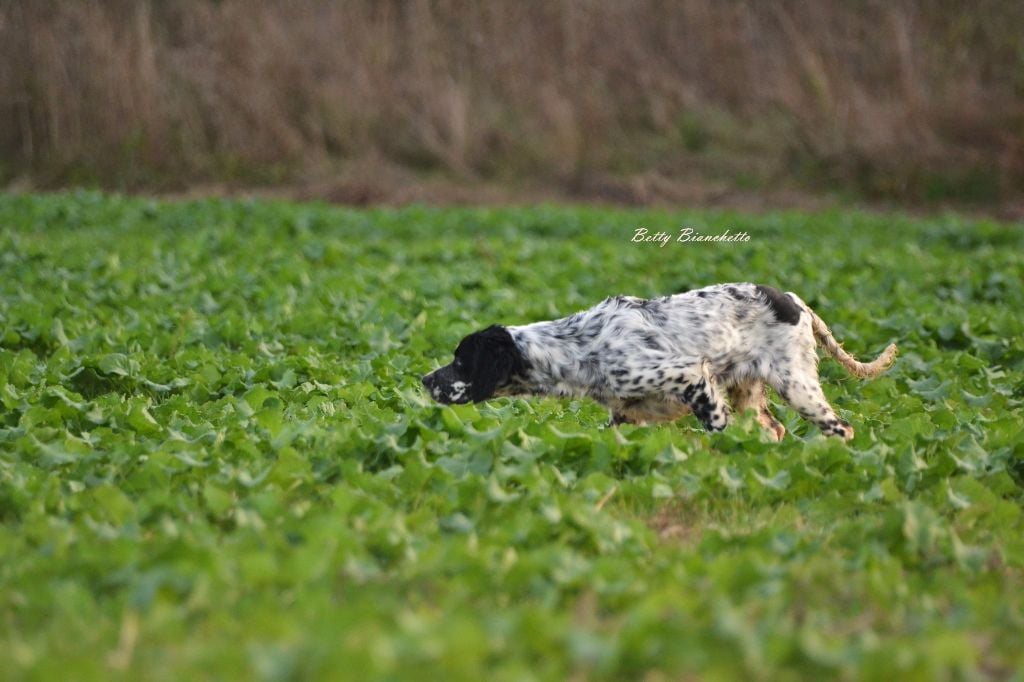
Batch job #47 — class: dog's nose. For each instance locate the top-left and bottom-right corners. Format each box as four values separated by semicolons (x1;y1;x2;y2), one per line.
421;374;432;388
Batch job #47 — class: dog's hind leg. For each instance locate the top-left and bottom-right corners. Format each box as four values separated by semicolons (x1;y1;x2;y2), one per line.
728;380;785;441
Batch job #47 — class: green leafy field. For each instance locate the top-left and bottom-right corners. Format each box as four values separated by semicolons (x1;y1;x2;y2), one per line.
1;193;1022;681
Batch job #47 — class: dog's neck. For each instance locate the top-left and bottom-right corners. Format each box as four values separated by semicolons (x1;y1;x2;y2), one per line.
506;320;597;399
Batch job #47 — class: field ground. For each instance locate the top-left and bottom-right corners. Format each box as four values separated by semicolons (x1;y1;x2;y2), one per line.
1;192;1022;680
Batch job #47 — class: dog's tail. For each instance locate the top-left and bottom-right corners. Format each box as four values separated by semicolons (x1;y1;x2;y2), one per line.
808;307;897;379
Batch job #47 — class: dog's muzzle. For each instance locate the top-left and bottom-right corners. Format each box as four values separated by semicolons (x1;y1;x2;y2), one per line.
421;371;438;397
421;366;469;404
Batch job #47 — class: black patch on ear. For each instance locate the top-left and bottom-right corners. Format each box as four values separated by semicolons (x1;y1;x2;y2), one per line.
456;325;526;402
756;285;802;325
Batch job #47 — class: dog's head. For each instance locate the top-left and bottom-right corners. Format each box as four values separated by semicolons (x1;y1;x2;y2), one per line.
422;325;526;404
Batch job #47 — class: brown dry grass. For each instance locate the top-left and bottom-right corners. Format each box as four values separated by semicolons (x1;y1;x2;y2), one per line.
648;502;703;546
1;0;1022;204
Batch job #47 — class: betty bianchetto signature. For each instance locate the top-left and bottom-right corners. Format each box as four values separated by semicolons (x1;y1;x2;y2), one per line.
631;227;751;246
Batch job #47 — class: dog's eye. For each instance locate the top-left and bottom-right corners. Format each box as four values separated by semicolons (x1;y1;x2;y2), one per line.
453;358;463;370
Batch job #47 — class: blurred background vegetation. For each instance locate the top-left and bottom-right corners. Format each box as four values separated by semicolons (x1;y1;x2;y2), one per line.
2;0;1022;208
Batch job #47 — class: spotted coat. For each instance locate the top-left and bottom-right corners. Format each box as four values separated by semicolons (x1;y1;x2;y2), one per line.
422;283;897;440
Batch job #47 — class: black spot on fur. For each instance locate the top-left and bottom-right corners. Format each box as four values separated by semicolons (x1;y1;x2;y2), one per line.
637;301;668;325
681;383;698;402
579;353;600;377
685;387;718;429
756;285;802;325
642;333;662;350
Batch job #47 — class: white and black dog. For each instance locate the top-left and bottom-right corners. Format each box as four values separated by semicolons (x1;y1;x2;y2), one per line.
422;283;897;440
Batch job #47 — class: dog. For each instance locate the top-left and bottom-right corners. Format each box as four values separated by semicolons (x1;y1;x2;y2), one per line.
421;283;897;440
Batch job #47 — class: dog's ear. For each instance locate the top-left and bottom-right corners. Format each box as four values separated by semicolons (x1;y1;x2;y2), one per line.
464;325;520;402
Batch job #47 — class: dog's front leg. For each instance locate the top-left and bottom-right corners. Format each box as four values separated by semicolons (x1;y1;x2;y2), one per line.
665;363;730;433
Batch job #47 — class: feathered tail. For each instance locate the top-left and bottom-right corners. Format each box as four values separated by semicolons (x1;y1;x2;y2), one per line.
808;309;897;379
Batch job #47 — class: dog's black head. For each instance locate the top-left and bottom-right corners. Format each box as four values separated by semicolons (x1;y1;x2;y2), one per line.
422;325;526;404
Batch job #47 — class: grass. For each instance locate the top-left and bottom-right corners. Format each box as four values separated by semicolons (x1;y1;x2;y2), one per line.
0;192;1022;680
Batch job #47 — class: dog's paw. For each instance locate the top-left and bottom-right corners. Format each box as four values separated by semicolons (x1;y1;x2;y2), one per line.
757;410;786;442
822;419;854;441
